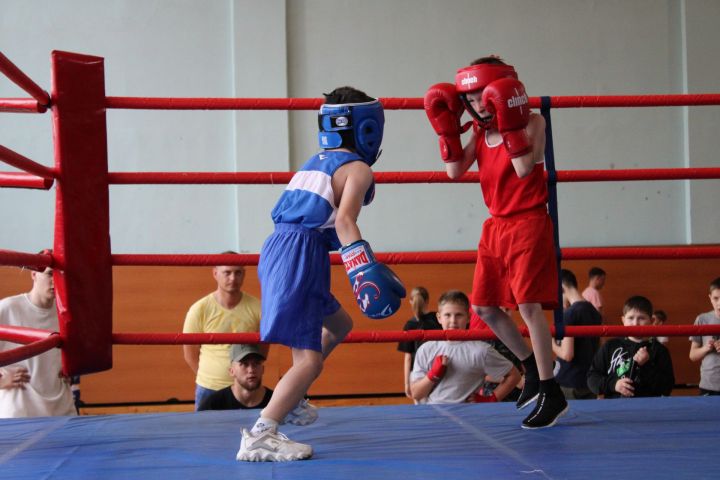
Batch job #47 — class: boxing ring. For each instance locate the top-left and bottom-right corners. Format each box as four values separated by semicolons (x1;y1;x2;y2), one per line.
2;50;720;478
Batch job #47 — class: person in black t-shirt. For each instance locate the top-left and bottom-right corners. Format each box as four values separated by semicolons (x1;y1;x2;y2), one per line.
397;286;441;400
587;295;674;399
553;269;602;400
198;344;273;411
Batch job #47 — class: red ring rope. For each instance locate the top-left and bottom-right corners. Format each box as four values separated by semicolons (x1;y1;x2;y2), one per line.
0;334;62;368
110;245;720;268
103;94;720;110
0;52;50;106
105;167;720;185
0;98;47;114
0;172;54;189
0;249;55;270
112;324;720;345
0;144;56;179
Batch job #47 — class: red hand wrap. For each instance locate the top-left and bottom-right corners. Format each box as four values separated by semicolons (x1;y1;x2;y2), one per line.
427;355;447;383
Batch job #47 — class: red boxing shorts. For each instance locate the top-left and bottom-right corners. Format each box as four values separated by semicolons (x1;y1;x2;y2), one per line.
471;208;559;309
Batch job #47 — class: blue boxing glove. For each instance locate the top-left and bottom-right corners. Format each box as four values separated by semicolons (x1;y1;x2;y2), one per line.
340;240;406;319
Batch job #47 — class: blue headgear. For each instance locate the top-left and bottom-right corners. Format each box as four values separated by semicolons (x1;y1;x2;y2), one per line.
318;100;384;166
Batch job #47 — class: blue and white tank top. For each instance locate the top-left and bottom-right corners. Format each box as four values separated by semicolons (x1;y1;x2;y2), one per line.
271;151;374;249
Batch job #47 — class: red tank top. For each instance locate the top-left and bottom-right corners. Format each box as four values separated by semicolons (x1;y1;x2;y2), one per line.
476;129;548;217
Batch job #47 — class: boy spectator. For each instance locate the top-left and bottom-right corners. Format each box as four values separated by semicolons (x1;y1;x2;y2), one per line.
553;269;602;399
652;310;669;345
582;267;606;315
688;277;720;395
587;296;674;398
198;343;273;411
410;290;520;404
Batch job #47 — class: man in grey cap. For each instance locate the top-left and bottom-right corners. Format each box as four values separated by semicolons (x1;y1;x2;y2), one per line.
198;344;272;411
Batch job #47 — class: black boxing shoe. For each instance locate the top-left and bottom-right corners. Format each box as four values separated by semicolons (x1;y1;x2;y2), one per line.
516;376;540;410
516;353;540;410
521;380;568;429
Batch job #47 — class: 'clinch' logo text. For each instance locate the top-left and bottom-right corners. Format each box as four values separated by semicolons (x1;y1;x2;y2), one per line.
507;93;528;108
461;76;477;86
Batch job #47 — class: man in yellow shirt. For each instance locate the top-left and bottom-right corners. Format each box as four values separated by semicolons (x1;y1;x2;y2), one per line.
183;254;263;410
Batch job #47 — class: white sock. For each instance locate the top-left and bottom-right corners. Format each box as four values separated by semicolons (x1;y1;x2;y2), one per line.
251;417;278;436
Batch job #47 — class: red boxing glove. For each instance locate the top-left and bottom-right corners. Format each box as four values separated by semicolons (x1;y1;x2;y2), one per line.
427;355;447;383
469;392;498;403
423;83;465;163
481;77;532;158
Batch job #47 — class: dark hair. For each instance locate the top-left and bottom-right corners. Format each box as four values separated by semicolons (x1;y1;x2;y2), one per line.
216;251;244;271
588;267;606;279
438;290;470;311
560;269;578;289
623;295;653;317
410;286;430;319
710;277;720;293
653;310;667;322
323;86;375;104
470;56;507;66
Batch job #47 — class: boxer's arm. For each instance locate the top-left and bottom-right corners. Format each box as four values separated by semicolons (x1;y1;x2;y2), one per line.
446;131;477;180
334;161;374;246
510;114;545;178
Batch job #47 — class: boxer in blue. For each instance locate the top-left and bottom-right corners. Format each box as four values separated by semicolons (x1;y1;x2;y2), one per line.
236;86;406;462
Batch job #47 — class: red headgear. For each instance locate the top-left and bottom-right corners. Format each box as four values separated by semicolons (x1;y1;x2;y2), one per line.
455;62;519;128
455;63;518;93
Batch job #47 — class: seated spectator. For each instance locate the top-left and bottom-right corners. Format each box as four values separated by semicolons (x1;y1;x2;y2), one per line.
410;290;520;404
582;266;606;316
688;277;720;396
652;310;669;345
198;344;273;411
587;296;674;398
553;269;602;400
397;286;441;400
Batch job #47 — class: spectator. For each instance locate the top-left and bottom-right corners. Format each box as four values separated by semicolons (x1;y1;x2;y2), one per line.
582;267;606;315
397;286;441;400
587;296;674;398
688;277;720;396
553;269;602;400
652;310;669;345
198;343;273;411
0;254;76;418
410;290;520;404
182;253;263;410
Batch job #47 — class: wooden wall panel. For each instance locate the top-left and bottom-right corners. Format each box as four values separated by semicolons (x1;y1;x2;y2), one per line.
1;258;716;404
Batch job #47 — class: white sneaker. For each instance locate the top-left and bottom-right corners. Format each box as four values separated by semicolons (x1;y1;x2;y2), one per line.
235;428;312;462
283;398;319;426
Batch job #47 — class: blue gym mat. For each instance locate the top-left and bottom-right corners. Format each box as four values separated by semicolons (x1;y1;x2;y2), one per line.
1;396;718;479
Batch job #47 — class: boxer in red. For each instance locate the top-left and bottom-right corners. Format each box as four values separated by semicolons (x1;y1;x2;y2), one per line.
424;56;567;428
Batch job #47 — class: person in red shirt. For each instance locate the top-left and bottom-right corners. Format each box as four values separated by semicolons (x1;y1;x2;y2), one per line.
424;56;567;428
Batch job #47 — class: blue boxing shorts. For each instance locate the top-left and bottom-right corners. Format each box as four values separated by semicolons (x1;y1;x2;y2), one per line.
258;223;341;352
